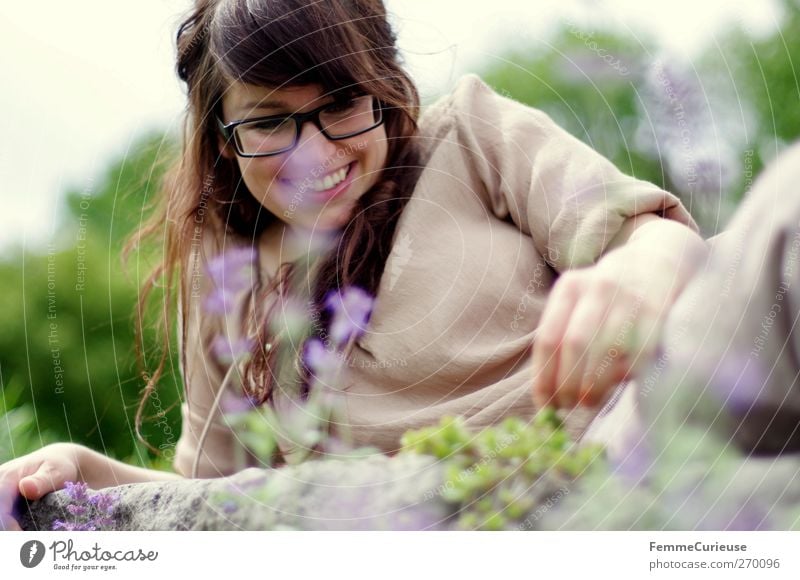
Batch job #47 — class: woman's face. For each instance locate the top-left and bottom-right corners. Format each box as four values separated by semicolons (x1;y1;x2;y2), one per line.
220;82;389;231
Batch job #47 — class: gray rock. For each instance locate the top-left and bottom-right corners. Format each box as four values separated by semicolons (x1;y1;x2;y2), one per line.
19;454;457;531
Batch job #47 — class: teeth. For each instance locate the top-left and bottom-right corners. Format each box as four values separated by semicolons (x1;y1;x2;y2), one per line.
293;166;349;193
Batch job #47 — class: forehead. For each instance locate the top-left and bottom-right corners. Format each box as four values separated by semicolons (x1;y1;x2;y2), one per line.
223;82;337;115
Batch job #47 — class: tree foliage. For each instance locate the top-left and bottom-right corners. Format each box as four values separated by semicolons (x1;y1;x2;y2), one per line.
1;133;180;467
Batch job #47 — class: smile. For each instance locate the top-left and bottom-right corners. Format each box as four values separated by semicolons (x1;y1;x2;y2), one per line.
284;162;353;193
280;162;357;203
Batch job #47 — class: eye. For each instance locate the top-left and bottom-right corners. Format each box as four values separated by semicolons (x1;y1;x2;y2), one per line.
249;118;290;131
324;99;357;114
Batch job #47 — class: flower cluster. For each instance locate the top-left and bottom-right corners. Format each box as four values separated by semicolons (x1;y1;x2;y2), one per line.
205;243;377;468
643;59;735;197
204;246;257;316
52;481;119;531
303;286;374;389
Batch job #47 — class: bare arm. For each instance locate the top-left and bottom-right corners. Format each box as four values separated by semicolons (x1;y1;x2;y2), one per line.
77;445;183;488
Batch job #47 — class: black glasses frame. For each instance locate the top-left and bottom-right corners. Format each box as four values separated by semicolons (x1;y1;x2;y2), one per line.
216;95;384;158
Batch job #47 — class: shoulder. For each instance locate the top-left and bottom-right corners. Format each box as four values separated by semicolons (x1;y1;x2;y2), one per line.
417;74;488;135
417;74;556;145
419;74;495;116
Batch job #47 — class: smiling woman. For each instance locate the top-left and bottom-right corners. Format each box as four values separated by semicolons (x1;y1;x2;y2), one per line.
143;0;704;479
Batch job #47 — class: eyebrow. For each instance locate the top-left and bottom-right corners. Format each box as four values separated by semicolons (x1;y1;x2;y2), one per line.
240;99;289;112
237;90;356;115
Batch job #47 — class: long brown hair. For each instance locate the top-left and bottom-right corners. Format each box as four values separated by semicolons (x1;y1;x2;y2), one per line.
130;0;423;456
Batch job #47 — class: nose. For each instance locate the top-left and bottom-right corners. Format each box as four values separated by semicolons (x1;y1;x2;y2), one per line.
288;120;338;174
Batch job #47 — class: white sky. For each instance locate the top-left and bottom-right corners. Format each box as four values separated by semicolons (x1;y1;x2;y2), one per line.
0;0;781;253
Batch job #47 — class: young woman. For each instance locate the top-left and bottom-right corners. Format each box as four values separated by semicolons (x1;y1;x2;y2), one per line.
0;0;708;530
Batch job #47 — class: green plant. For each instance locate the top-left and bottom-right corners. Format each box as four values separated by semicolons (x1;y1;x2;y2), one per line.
0;377;58;463
400;410;604;530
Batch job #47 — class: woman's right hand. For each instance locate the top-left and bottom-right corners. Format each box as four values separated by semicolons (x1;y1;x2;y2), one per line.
0;443;84;531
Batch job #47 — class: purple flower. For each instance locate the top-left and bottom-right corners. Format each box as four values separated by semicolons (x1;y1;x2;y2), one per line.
609;429;654;485
66;504;88;517
204;247;257;314
220;499;239;515
324;287;374;347
212;335;255;364
53;482;119;532
204;288;240;315
64;481;89;503
220;390;259;416
709;355;766;416
53;520;82;531
643;59;733;197
304;338;342;386
53;519;97;531
206;247;257;292
92;516;114;529
89;492;119;515
716;499;771;531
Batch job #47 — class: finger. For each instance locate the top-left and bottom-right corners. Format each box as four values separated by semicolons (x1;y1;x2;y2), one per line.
554;285;616;408
532;274;583;409
18;478;42;500
579;305;664;407
579;353;631;408
577;305;636;407
628;308;664;370
19;463;62;501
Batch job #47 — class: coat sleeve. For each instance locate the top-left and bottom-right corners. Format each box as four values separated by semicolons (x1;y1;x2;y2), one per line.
428;73;698;272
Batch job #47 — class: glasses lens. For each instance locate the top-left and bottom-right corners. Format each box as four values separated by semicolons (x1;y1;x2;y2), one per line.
234;117;296;155
320;95;381;138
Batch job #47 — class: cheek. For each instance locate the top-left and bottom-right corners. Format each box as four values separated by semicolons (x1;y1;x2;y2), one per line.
237;158;282;192
234;158;292;212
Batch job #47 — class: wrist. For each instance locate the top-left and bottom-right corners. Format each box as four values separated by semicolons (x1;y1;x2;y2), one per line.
70;444;95;480
628;217;707;257
625;219;707;284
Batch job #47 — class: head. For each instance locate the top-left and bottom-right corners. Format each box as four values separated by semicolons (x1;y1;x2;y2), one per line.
133;0;423;454
177;0;419;235
219;78;389;231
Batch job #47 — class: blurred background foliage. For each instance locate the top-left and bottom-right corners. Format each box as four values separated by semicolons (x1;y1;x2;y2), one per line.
2;2;799;470
481;0;800;233
0;134;180;470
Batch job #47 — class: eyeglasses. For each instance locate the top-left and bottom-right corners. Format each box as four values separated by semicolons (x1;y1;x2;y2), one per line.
217;94;384;158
